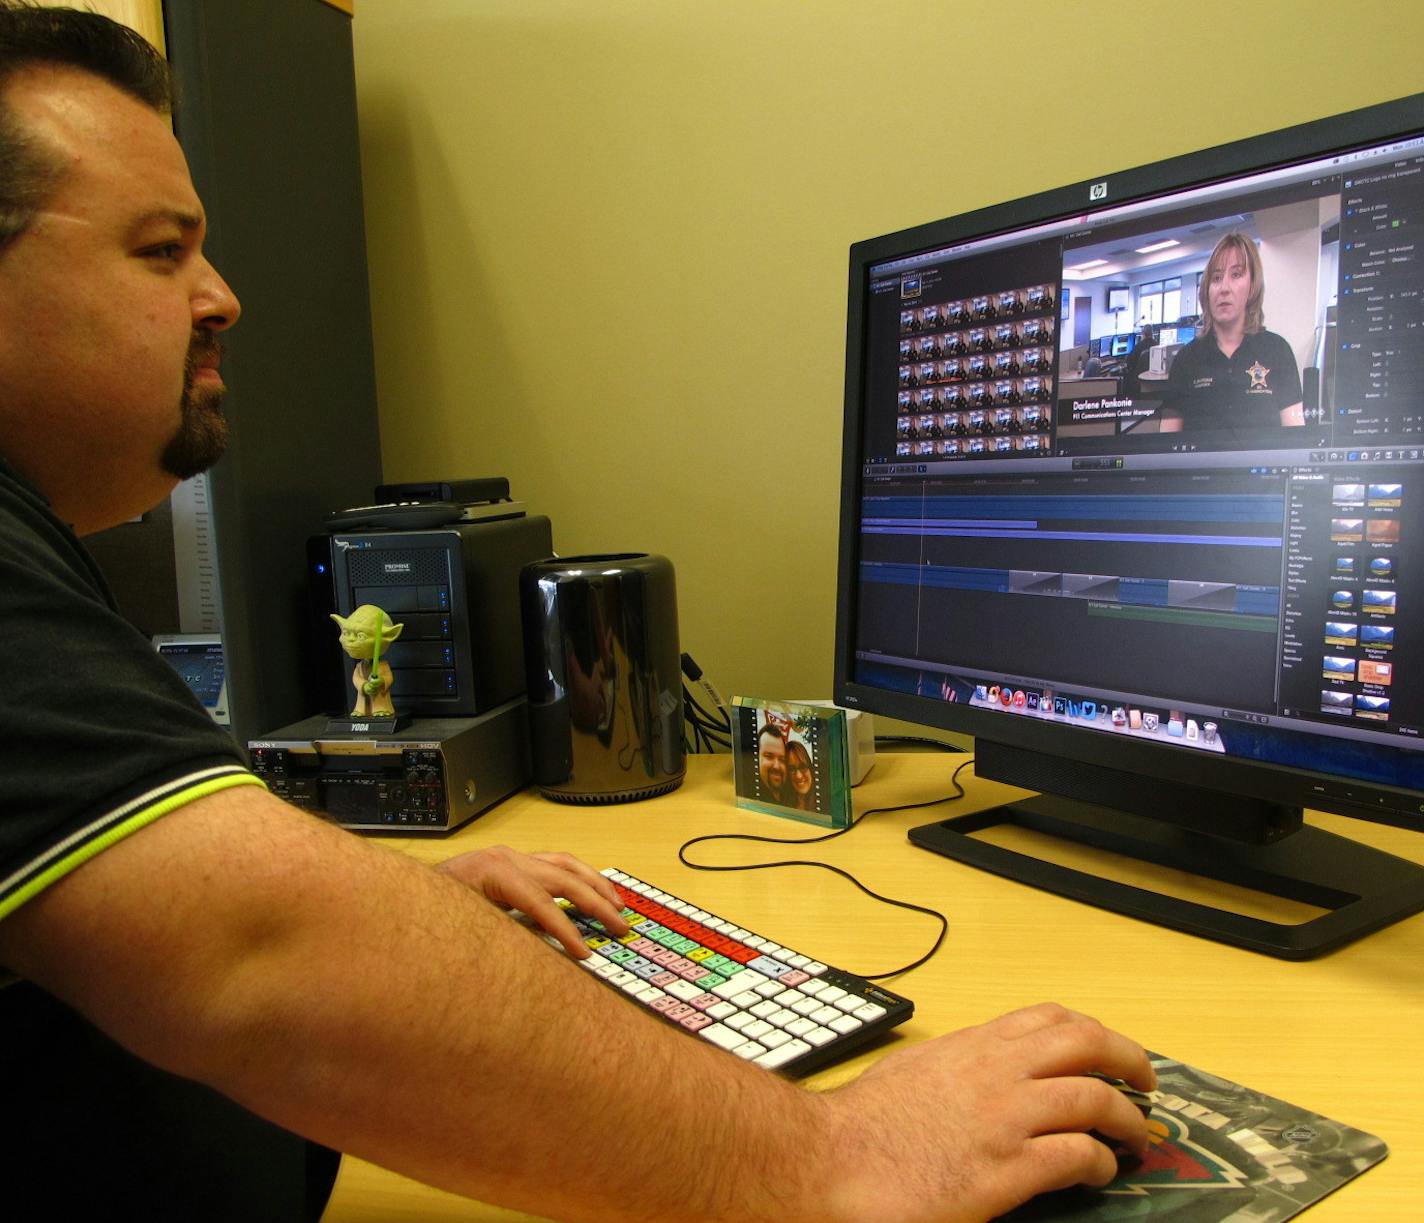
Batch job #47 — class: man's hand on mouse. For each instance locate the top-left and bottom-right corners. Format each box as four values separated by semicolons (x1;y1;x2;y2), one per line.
818;1001;1156;1223
437;846;629;957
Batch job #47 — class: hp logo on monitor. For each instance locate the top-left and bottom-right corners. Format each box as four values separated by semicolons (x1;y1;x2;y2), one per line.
1089;181;1108;201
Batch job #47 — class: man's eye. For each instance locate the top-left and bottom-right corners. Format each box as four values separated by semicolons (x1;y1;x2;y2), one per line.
143;243;184;262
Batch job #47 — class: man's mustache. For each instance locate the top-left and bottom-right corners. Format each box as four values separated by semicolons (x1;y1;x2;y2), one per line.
186;331;226;374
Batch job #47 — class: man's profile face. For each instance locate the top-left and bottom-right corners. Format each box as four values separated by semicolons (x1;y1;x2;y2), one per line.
0;65;240;533
758;732;787;792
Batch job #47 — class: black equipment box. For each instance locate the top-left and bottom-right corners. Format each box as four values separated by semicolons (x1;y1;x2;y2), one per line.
375;476;510;505
311;515;553;718
249;700;529;833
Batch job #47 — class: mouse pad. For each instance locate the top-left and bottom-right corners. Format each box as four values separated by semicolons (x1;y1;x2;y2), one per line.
1000;1053;1388;1221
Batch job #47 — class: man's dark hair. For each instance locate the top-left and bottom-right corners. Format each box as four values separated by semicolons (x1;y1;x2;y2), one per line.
0;2;172;249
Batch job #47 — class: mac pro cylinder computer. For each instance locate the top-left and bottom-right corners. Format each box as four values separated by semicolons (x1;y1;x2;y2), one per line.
834;92;1424;959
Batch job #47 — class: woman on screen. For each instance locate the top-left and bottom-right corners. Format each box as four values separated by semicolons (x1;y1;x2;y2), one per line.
1159;232;1303;434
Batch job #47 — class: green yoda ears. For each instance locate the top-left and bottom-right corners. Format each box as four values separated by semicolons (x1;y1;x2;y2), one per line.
331;604;404;661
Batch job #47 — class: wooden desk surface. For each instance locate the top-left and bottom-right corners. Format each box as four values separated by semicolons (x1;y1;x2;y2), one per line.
322;752;1424;1221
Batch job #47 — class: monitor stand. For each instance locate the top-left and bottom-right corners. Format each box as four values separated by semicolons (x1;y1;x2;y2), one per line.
909;785;1424;960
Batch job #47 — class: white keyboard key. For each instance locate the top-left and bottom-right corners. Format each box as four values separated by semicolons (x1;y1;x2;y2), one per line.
760;942;782;954
733;1041;768;1060
742;1019;773;1041
754;980;784;998
833;995;863;1013
804;1026;837;1047
742;934;764;947
711;969;770;1000
775;988;803;1007
759;1028;792;1049
791;997;821;1017
699;1023;745;1051
754;1039;811;1069
665;980;703;1002
706;1001;738;1021
767;1008;799;1027
810;1005;841;1025
818;985;848;1004
798;979;830;998
724;1011;755;1031
853;1003;888;1022
636;986;664;1004
691;910;710;922
830;1014;863;1034
750;1000;780;1019
804;962;828;976
731;991;762;1009
788;954;810;968
785;1017;816;1037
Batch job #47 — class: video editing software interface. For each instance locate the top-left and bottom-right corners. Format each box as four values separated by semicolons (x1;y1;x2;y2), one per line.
851;119;1424;798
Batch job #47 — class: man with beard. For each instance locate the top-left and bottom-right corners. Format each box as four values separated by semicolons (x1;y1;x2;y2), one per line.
757;722;790;803
0;6;1154;1223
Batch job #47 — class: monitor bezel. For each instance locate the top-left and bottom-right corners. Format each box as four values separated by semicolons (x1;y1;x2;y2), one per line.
834;91;1424;830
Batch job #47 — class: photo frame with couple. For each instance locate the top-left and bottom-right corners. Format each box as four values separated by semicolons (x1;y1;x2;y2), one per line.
730;697;852;829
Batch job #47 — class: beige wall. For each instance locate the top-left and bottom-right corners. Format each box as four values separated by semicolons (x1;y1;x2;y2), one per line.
350;0;1424;712
36;0;164;52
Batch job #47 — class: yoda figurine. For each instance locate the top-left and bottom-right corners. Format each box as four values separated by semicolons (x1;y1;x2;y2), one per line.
331;604;404;719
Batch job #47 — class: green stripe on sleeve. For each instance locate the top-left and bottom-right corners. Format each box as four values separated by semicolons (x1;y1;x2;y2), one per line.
0;772;267;923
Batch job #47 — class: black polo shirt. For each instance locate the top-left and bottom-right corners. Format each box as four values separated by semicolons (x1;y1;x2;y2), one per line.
1162;328;1303;439
0;456;338;1221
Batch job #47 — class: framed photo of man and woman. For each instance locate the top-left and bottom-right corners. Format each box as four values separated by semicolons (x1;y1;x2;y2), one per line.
730;697;852;829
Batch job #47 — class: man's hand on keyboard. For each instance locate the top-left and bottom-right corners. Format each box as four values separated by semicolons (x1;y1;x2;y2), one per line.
436;847;629;958
825;1001;1155;1223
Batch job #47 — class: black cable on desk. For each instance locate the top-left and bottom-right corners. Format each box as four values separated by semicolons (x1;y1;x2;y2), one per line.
677;755;976;980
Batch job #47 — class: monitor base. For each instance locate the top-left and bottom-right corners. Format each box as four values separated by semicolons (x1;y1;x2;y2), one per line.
910;794;1424;959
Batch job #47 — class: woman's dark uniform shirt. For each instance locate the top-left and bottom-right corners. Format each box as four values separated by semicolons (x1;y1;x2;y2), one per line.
1162;328;1302;439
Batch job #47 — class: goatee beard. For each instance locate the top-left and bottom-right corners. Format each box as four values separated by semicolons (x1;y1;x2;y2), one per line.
160;333;230;481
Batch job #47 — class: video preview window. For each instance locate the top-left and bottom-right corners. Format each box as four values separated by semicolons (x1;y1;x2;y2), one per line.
1056;190;1339;453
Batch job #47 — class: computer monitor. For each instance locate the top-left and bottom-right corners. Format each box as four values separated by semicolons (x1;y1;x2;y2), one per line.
834;91;1424;959
153;633;230;726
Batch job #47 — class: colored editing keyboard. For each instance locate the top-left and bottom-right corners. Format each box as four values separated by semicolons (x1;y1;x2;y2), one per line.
560;868;914;1076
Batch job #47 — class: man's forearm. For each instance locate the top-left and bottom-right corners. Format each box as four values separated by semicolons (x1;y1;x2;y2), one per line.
0;786;844;1223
